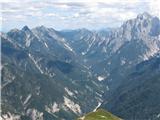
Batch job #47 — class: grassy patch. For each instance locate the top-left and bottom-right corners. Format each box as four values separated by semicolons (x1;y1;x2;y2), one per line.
78;109;122;120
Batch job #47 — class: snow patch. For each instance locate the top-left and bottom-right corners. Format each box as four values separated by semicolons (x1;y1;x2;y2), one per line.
96;92;102;98
1;112;21;120
108;61;111;65
23;94;32;105
29;53;43;74
44;42;48;48
102;47;107;53
2;73;15;89
63;96;81;114
80;36;84;39
25;34;31;47
26;108;43;120
65;87;74;96
26;40;31;47
0;64;3;71
97;76;106;81
81;52;85;55
64;43;73;52
120;57;126;65
45;102;60;113
74;90;78;94
93;102;102;112
85;85;92;92
121;59;126;65
157;113;160;118
106;85;110;91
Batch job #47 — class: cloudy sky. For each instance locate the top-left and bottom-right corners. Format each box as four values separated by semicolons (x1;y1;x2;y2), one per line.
0;0;160;31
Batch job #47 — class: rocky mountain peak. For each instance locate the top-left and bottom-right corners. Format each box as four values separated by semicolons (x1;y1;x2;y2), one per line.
119;12;160;39
137;12;152;20
33;25;58;36
34;25;48;31
22;25;31;32
9;28;20;33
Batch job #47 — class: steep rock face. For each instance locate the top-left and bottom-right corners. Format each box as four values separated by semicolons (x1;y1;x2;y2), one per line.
1;12;160;120
91;12;160;74
1;27;105;120
101;55;160;120
60;13;160;92
99;13;160;119
60;28;94;55
60;13;160;119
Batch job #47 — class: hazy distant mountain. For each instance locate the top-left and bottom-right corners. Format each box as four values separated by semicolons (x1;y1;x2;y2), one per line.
1;12;160;120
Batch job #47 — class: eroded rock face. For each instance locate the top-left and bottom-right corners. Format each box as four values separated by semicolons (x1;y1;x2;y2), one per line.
26;109;44;120
101;55;160;120
1;24;105;120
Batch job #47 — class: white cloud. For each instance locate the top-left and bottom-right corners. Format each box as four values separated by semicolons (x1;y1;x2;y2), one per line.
0;0;18;3
46;13;57;17
1;0;160;31
1;9;20;13
27;7;40;11
52;3;71;9
14;15;26;19
73;13;80;18
117;12;137;21
149;0;160;17
25;11;43;17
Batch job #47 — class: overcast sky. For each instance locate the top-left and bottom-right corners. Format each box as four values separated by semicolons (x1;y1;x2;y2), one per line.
0;0;160;31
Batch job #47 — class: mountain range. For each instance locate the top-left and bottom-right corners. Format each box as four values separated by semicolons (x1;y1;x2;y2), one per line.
1;12;160;120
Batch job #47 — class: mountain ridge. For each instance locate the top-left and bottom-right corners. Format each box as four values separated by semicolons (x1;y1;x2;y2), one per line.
1;12;160;120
